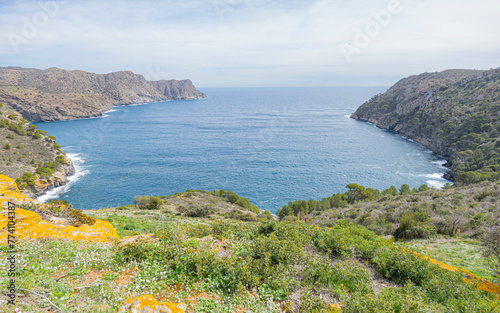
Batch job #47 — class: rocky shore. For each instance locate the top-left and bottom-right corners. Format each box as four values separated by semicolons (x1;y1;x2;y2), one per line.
0;67;206;122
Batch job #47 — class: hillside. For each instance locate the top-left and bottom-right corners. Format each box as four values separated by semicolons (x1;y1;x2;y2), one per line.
0;108;73;198
351;68;500;184
1;175;499;312
0;67;206;122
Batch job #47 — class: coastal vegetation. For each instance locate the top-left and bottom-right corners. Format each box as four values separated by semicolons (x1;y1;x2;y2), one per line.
0;109;70;195
2;197;499;312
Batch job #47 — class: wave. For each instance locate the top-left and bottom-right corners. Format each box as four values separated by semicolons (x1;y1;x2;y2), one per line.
36;153;89;203
420;173;444;179
426;180;447;189
432;160;447;166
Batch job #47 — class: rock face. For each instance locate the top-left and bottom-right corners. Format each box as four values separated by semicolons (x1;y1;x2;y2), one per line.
0;66;206;122
0;174;119;243
351;68;500;182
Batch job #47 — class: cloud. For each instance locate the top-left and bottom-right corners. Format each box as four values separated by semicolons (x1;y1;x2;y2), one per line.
0;0;499;87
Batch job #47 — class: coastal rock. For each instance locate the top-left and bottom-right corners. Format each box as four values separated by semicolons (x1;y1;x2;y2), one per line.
0;174;119;243
24;156;74;199
119;295;186;313
0;66;206;122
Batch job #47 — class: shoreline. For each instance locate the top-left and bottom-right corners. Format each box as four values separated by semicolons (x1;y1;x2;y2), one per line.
350;113;452;188
35;153;88;203
30;96;206;123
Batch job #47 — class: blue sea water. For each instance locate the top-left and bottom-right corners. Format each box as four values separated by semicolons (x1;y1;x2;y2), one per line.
34;87;450;212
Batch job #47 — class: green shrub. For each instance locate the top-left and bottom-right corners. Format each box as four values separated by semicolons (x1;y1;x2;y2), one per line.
394;211;436;240
178;204;214;217
134;195;162;210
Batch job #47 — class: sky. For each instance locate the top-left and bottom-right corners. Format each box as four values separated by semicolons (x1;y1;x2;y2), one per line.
0;0;499;87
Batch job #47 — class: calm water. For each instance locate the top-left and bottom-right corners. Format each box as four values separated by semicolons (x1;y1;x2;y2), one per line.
34;87;449;212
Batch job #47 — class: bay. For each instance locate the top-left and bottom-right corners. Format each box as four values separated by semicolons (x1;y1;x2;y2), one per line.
34;87;449;212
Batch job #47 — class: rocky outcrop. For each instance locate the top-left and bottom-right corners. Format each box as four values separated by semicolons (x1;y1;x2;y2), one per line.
0;174;119;243
119;295;186;313
0;66;206;122
26;157;74;198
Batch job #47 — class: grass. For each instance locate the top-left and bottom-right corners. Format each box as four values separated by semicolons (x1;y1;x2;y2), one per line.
402;237;498;282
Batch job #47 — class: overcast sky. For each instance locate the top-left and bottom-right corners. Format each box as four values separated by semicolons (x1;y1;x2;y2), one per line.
0;0;499;87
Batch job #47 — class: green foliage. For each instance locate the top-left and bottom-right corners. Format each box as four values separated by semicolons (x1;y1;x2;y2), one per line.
178;204;215;217
3;143;10;150
212;189;260;211
394;211;437;240
20;172;36;186
133;195;162;210
35;160;61;177
278;183;428;219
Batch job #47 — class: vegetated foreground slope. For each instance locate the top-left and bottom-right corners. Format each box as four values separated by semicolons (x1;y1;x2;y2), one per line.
0;108;73;198
351;68;500;184
278;181;499;238
0;66;206;122
1;175;499;312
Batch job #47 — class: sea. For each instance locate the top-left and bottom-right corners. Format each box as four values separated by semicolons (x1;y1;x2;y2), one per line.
34;87;450;213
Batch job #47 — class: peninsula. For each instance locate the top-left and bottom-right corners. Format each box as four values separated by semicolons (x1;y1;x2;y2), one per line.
0;66;206;122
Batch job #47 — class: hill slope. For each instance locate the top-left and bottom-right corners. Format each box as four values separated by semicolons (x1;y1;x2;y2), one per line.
351;68;500;184
1;175;499;312
0;66;206;122
0;109;73;198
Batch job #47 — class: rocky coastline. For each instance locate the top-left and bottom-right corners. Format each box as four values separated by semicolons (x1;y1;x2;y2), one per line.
0;66;206;122
23;155;75;199
350;68;500;183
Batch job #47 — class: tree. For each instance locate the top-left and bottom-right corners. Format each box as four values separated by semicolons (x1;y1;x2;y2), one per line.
226;191;239;204
4;144;10;150
394;211;436;240
399;184;411;195
382;186;398;196
346;183;369;204
418;184;430;192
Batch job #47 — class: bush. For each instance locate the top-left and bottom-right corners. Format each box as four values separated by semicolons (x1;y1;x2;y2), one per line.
178;204;214;217
134;195;162;210
394;211;436;240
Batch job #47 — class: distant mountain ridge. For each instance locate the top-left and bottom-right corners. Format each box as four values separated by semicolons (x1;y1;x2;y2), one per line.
0;66;206;121
352;68;500;184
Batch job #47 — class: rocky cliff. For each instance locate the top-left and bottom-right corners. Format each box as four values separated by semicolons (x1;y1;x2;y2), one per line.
0;66;206;122
352;68;500;183
0;110;74;198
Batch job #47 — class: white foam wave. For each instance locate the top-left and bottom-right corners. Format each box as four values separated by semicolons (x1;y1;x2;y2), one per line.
37;153;89;203
421;173;444;179
426;180;446;189
432;160;447;166
103;108;117;113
